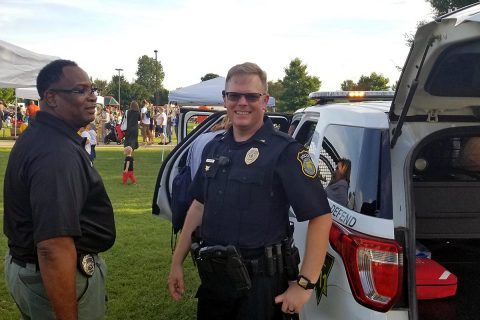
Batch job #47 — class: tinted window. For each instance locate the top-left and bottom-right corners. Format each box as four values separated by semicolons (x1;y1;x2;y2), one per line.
414;134;480;182
426;40;480;97
319;125;393;219
294;120;317;147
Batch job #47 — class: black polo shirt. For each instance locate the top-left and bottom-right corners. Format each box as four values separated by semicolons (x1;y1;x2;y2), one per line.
3;111;115;261
190;117;331;248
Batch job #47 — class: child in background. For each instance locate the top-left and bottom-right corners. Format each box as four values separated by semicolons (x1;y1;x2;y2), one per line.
88;123;97;161
123;146;137;185
79;126;91;156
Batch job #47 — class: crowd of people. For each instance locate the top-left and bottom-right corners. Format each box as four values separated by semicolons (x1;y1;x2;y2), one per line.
0;100;40;134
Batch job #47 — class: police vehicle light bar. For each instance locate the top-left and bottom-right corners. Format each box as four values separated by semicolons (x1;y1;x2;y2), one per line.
309;91;395;102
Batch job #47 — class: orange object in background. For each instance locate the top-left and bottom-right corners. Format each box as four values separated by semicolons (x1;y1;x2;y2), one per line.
196;105;209;123
19;122;28;134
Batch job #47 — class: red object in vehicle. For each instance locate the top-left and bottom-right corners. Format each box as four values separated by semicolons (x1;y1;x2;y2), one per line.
416;258;457;300
329;222;403;312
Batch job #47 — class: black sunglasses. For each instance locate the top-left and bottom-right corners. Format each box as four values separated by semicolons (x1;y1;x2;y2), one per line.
222;90;265;102
50;87;98;95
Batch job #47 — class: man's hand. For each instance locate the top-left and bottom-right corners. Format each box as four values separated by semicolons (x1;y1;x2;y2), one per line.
274;281;312;314
168;263;185;301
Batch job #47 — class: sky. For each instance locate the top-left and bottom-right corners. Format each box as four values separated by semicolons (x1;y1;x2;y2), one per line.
1;0;434;92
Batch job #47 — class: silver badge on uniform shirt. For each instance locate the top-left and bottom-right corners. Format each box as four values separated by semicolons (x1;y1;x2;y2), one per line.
245;148;259;165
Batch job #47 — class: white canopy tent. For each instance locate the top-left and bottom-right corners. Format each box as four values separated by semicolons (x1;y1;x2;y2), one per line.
168;76;276;107
0;40;59;136
15;87;39;100
0;40;59;88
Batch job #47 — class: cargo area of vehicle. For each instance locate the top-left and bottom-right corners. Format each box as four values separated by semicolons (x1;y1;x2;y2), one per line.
416;238;480;320
414;180;480;319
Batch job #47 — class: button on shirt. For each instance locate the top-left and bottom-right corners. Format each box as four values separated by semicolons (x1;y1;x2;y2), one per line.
3;111;116;261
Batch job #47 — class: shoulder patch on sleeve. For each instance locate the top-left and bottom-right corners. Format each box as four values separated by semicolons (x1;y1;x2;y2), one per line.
296;149;317;178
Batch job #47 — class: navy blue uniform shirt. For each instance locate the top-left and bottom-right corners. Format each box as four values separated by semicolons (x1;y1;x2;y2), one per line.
190;117;330;249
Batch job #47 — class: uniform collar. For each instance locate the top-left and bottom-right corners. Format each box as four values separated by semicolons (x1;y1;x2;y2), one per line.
34;111;84;146
223;116;274;146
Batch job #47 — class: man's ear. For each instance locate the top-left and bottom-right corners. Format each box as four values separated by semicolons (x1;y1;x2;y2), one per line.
44;90;57;108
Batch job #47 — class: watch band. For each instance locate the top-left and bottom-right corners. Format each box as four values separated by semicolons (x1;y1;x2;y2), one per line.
297;275;315;290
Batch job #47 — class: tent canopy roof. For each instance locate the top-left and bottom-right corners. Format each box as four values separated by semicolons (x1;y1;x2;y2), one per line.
168;76;276;107
104;96;119;106
0;40;59;88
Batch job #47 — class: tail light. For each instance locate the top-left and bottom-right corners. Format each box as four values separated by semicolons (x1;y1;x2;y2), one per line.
329;221;403;312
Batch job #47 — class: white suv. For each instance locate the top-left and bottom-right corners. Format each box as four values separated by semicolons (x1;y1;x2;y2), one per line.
291;4;480;319
154;4;480;319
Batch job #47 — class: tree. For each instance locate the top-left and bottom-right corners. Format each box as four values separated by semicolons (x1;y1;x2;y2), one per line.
93;79;108;96
201;73;219;82
427;0;477;16
135;55;165;104
0;88;15;104
158;88;169;105
106;75;132;109
341;80;356;91
357;72;390;91
267;80;284;107
279;58;321;112
339;73;390;91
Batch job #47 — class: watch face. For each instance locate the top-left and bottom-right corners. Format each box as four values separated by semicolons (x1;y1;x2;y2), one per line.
297;275;314;289
299;277;308;287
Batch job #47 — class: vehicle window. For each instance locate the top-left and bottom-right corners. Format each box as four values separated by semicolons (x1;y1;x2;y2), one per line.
425;40;480;97
186;116;198;135
319;125;393;219
294;120;317;147
414;134;480;182
288;119;300;136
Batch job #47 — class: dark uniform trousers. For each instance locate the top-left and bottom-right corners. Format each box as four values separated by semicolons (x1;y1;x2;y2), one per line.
196;272;288;320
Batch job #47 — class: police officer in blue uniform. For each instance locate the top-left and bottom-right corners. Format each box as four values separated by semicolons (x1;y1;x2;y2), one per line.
168;62;332;319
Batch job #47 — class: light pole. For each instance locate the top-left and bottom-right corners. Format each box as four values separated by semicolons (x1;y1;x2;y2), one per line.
115;68;123;109
154;50;158;106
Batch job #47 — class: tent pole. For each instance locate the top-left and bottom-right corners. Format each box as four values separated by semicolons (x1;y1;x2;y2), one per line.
14;97;18;138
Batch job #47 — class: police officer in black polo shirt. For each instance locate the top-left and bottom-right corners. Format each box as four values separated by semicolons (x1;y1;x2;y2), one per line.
3;59;116;320
168;62;332;319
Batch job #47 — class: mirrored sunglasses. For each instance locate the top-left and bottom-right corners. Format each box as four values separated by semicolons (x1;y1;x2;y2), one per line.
222;91;265;102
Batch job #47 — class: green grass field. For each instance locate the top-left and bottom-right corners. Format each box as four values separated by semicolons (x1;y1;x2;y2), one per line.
0;147;200;319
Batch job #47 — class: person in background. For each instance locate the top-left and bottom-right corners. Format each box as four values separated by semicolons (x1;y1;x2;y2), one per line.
88;123;97;161
166;106;173;144
124;101;141;151
122;146;137;185
325;158;351;206
148;105;155;144
187;116;231;179
0;100;6;129
26;100;40;120
160;106;168;144
168;62;332;319
3;59;116;320
79;125;91;156
140;100;151;145
156;106;167;145
171;106;178;144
